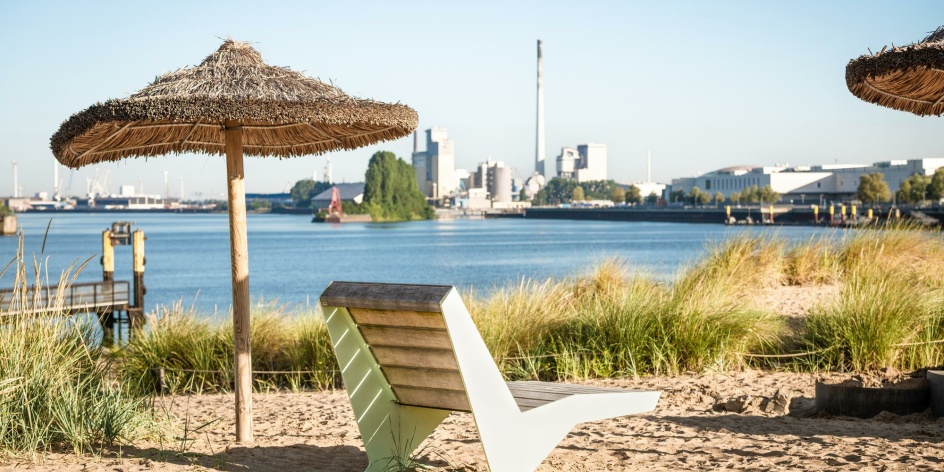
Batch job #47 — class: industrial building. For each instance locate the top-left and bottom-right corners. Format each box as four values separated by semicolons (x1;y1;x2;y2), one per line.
630;182;667;201
411;127;456;199
670;158;944;203
456;159;526;210
556;143;607;182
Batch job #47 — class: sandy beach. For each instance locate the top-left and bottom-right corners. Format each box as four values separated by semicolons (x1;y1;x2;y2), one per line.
2;368;941;472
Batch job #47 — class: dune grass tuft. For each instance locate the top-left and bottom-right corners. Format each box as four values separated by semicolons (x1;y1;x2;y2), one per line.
471;254;784;380
119;302;339;395
802;227;944;371
0;235;153;459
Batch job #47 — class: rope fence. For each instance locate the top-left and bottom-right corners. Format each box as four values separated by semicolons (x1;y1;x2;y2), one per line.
149;337;944;392
738;345;837;359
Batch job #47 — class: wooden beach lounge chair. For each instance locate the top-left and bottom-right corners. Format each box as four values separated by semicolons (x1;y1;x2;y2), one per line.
320;281;660;472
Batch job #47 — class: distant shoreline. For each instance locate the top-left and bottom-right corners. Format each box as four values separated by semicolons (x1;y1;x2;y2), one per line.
21;207;313;215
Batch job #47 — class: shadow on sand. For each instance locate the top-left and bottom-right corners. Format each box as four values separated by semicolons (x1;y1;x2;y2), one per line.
115;444;367;471
650;396;944;444
112;443;463;471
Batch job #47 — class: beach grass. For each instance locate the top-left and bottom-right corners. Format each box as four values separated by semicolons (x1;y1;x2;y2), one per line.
0;237;153;459
119;301;339;395
469;253;784;380
16;224;941;402
801;227;944;371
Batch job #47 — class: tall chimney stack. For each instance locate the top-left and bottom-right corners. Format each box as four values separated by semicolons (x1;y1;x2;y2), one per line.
413;130;419;154
12;161;18;198
535;40;545;177
647;149;652;183
53;161;60;201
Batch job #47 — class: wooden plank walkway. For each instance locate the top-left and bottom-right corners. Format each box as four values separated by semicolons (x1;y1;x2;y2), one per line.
0;281;131;316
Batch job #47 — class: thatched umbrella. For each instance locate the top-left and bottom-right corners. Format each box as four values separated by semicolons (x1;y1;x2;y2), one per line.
847;26;944;116
50;40;417;443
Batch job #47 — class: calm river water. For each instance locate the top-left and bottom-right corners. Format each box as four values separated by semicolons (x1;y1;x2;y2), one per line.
0;213;839;315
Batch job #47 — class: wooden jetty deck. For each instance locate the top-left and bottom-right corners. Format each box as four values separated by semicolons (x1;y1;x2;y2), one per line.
0;281;131;317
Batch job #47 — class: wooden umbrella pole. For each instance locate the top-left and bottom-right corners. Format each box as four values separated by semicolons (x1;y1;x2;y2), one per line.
225;121;253;444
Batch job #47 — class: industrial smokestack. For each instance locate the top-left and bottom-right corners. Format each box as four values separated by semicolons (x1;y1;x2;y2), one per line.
12;161;18;198
647;149;652;183
53;161;60;201
413;130;419;154
535;39;545;177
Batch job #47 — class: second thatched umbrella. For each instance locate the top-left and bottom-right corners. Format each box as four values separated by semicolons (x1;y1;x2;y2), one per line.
847;26;944;116
51;39;417;443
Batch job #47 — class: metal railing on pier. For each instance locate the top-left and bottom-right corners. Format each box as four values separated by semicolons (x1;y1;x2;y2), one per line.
0;281;131;317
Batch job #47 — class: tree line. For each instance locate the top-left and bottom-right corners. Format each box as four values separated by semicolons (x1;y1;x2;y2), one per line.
529;177;783;207
856;169;944;205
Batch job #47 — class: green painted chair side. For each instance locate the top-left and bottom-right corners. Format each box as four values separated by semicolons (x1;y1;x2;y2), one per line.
323;305;450;471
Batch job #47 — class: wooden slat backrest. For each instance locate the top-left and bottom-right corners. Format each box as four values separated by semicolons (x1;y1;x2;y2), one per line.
322;282;472;412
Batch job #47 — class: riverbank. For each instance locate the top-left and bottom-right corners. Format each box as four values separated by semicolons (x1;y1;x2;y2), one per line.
525;206;944;226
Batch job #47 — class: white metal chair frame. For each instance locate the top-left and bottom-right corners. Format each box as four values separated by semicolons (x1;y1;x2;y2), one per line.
320;281;660;472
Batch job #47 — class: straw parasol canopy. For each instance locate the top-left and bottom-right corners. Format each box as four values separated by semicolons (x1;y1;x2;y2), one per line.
52;39;417;166
50;39;417;444
846;26;944;116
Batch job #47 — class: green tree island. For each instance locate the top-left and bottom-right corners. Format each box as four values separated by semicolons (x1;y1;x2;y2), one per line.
362;151;434;221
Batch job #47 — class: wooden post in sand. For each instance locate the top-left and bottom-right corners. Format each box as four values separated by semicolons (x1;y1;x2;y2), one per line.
225;121;253;444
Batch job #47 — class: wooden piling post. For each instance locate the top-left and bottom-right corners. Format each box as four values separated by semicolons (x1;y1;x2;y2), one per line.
100;230;116;344
102;230;114;282
132;229;146;330
152;367;166;394
225;121;253;444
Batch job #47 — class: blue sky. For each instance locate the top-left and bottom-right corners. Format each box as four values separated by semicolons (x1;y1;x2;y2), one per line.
2;1;944;199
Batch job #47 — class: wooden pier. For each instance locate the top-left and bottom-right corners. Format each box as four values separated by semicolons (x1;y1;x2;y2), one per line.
0;280;143;343
0;281;132;317
1;222;147;344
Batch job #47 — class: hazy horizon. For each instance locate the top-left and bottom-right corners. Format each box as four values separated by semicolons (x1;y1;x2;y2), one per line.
2;1;944;199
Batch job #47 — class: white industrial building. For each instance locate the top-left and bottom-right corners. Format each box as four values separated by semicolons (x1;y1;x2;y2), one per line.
455;159;528;210
556;143;607;182
630;182;667;201
670;158;944;203
411;127;456;199
461;159;513;209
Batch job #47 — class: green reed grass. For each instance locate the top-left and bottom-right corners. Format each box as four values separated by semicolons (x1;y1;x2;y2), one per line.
0;234;152;459
802;227;944;372
784;236;841;286
471;256;784;380
119;302;339;395
116;226;944;393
